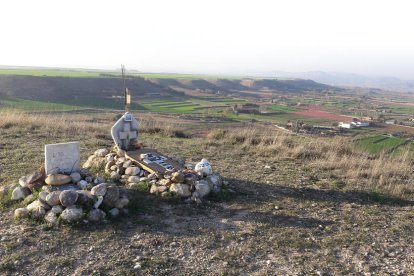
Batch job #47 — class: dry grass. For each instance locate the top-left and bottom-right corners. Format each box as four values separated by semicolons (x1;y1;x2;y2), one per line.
207;126;414;199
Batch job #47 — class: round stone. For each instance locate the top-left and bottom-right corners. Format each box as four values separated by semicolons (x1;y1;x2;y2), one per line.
103;186;120;207
125;167;140;176
114;198;129;209
95;148;109;157
11;187;31;200
70;172;81;183
31;206;46;220
60;206;83;222
45;191;61;206
59;190;79;207
91;183;107;196
14;208;29;219
45;174;71;186
87;209;106;222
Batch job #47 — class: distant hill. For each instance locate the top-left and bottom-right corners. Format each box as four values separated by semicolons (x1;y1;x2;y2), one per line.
0;70;336;105
0;75;181;101
240;70;414;91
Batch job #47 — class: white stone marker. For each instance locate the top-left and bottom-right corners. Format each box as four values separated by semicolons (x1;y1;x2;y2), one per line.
45;142;80;175
111;112;139;150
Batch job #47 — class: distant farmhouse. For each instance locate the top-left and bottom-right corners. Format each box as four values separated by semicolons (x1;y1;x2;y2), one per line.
338;119;371;129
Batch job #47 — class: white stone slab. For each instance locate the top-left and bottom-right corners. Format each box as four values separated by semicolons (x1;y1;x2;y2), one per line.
45;142;80;175
111;112;139;150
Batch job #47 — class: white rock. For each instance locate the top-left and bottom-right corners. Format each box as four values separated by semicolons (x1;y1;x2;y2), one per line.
60;206;83;222
14;208;29;219
91;183;107;196
95;148;109;157
195;159;213;176
170;183;191;197
11;187;30;200
195;181;211;197
70;172;81;183
19;176;28;187
125;167;140;176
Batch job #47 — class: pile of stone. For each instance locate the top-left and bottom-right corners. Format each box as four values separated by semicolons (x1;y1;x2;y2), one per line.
5;147;229;225
84;148;227;203
9;162;129;224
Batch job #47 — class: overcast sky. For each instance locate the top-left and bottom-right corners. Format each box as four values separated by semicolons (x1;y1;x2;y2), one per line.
1;0;413;78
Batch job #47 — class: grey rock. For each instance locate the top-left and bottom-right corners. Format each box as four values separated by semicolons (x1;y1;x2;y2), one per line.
53;184;78;192
91;183;107;196
51;205;64;214
77;180;88;190
170;183;191;197
108;208;120;217
45;191;61;206
139;177;148;182
59;190;79;207
39;191;49;202
195;181;211;197
60;206;83;222
128;176;140;183
184;173;198;186
25;171;43;185
87;209;106;222
195;159;213;176
11;187;31;200
14;208;29;219
76;190;93;205
94;177;105;185
125;167;140;176
0;186;9;197
31;206;46;220
70;172;81;183
103;186;120;207
207;174;223;193
22;194;36;205
44;211;58;225
85;176;93;183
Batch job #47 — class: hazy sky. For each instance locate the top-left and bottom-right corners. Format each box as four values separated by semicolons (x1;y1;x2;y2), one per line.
1;0;413;78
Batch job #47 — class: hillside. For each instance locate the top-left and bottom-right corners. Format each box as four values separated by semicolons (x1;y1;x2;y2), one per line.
0;111;413;274
0;70;335;105
0;75;181;102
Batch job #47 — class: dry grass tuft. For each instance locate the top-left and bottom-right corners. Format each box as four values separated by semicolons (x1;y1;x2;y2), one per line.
207;126;414;198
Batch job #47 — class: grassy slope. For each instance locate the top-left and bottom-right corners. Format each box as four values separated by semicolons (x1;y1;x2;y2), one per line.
0;111;413;275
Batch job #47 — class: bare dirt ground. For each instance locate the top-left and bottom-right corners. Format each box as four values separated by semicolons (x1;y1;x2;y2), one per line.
0;113;413;275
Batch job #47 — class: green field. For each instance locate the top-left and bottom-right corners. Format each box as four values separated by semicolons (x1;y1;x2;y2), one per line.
0;97;146;111
354;135;404;154
0;98;84;111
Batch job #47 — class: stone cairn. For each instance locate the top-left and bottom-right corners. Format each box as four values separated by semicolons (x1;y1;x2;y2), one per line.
85;148;227;204
6;147;229;225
